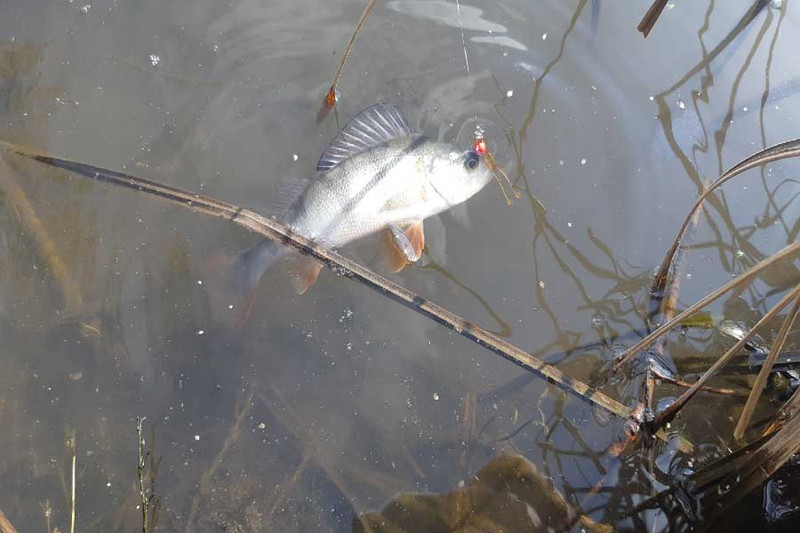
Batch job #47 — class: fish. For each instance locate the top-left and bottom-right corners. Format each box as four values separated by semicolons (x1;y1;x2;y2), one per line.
229;103;494;299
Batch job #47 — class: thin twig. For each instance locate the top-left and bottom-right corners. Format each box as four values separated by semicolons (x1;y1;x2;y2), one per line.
0;140;633;422
654;284;800;430
651;138;800;298
734;285;800;439
614;239;800;372
319;0;377;117
655;372;748;398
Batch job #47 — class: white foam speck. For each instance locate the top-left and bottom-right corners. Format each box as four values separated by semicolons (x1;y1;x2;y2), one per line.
506;89;513;98
149;54;161;67
292;153;299;162
580;158;587;165
542;33;548;40
677;100;686;110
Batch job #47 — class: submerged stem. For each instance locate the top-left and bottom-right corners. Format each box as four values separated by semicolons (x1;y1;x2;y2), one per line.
734;286;800;440
614;238;800;372
654;284;800;430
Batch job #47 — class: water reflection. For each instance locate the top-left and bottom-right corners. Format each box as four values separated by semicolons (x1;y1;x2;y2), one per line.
386;1;508;33
2;0;800;530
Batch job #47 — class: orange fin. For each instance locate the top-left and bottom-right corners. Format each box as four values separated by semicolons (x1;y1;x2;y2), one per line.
286;256;323;294
384;221;424;272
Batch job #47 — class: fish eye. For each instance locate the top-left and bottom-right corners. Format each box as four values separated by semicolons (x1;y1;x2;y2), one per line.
464;152;480;171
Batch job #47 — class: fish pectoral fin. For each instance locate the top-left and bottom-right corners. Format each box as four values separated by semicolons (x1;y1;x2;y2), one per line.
285;255;324;294
383;221;425;272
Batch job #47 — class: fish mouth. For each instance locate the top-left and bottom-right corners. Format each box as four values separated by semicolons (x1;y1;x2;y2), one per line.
476;138;520;206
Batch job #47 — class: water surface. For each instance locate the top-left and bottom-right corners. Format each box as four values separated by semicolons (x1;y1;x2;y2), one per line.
1;0;800;530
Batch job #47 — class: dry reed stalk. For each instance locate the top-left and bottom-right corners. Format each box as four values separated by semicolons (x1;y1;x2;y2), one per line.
614;240;800;372
651;138;800;298
654;284;800;430
0;140;634;423
734;285;800;439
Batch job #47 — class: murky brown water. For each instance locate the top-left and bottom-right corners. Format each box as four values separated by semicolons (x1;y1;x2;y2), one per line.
2;0;800;531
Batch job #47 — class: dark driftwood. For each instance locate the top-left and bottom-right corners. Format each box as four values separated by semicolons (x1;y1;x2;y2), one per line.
0;140;632;421
637;0;669;37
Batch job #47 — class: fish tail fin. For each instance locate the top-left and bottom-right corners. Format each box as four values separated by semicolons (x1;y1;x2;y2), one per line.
230;239;284;295
204;239;285;324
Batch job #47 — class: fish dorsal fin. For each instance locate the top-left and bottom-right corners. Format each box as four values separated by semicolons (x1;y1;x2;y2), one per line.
316;103;413;172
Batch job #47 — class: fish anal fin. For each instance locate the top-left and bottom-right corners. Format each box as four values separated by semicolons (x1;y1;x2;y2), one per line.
286;256;323;294
383;221;425;272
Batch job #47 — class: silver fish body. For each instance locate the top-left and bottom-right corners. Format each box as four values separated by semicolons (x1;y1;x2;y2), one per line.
287;135;487;247
231;104;493;296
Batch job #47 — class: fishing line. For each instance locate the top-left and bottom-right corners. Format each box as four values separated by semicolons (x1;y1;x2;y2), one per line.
454;0;471;76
